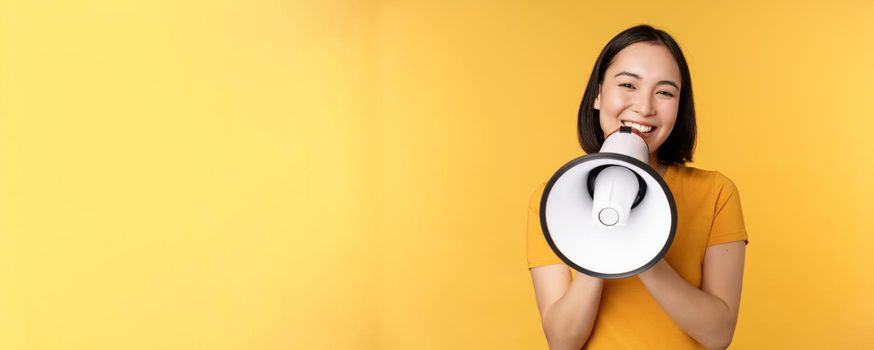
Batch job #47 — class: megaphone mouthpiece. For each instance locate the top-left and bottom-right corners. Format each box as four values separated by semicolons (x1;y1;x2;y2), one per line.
600;126;650;163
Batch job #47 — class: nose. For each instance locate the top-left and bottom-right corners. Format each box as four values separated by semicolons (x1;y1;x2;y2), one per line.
633;94;655;117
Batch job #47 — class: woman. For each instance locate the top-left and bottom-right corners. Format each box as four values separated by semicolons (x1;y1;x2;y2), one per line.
527;25;748;349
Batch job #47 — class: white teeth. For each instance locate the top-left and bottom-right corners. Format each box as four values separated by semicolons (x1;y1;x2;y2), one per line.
622;121;653;133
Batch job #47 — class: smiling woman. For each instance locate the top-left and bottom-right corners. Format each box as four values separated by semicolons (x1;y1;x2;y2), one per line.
579;25;697;175
527;25;748;349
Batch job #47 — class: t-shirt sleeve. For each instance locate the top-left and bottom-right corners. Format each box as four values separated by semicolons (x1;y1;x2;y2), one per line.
526;182;565;268
707;173;749;246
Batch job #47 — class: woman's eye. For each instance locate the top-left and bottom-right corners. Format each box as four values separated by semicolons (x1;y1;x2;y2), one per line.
657;91;675;97
619;83;635;89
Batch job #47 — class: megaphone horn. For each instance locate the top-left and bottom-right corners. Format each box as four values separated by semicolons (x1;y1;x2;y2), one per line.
540;126;677;279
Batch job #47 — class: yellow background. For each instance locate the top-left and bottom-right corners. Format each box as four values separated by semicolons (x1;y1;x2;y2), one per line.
0;0;872;349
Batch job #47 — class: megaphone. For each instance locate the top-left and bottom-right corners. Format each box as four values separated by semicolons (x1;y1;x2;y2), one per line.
540;126;677;279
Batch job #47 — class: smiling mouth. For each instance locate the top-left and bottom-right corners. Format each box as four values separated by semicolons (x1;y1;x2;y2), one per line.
621;120;657;134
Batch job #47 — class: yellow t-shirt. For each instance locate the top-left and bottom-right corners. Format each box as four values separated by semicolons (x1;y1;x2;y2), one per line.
527;164;748;349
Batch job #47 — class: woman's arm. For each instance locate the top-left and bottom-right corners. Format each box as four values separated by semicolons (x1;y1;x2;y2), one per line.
530;264;604;350
637;241;746;349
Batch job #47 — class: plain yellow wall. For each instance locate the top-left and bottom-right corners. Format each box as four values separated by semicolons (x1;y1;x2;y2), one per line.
0;0;378;349
1;0;873;349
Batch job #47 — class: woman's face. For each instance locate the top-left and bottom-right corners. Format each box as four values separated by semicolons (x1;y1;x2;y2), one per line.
594;42;682;155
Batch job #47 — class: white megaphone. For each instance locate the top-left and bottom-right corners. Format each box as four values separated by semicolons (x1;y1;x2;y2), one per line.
540;126;677;279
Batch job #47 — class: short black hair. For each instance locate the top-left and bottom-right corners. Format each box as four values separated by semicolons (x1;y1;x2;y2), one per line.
577;24;696;165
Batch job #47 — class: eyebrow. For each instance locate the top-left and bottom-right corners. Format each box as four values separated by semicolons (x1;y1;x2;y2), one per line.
614;71;680;90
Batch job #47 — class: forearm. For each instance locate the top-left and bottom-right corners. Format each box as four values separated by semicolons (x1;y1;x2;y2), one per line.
638;260;735;349
542;273;604;350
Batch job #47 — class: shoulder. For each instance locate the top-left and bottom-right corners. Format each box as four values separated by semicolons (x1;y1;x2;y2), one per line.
671;164;738;192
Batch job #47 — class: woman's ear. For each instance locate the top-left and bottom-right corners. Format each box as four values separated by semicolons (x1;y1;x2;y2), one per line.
594;85;601;110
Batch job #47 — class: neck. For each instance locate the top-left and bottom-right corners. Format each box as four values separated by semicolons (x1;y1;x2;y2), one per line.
648;153;666;177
